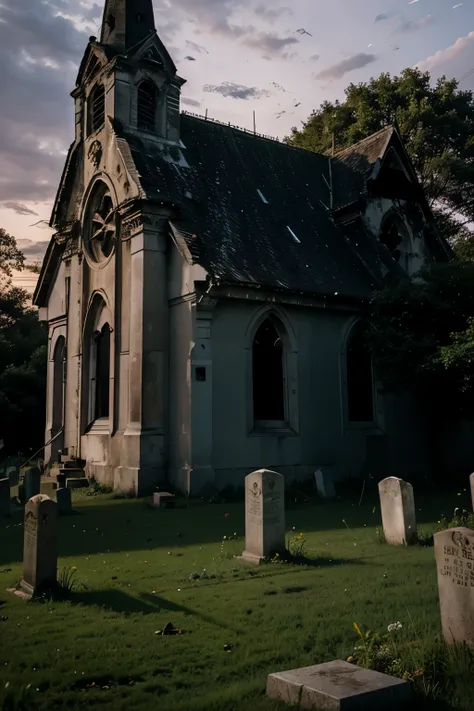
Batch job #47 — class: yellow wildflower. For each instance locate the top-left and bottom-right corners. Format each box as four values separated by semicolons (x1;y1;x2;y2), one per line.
223;535;227;540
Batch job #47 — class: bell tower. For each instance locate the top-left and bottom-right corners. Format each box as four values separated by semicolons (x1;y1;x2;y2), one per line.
100;0;156;53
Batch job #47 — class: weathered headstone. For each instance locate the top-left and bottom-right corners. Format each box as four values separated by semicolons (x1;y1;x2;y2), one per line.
315;468;336;498
267;660;412;710
0;478;10;517
153;491;175;508
378;476;416;546
434;527;474;647
20;495;58;598
55;487;72;515
242;469;285;564
24;468;41;502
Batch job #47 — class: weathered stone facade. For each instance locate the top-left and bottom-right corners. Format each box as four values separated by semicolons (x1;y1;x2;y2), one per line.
34;0;455;496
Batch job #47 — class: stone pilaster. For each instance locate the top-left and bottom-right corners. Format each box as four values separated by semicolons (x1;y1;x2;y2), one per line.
114;204;169;495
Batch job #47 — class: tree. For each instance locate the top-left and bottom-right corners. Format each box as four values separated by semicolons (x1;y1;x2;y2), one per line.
365;260;474;476
286;69;474;245
0;228;47;457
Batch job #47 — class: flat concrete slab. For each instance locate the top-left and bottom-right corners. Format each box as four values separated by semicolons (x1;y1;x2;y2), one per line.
266;660;412;710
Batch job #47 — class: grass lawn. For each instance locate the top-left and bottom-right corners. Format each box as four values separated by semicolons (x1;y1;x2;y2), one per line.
1;486;473;711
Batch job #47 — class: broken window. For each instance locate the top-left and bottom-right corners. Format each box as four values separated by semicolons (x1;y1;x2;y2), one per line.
253;318;285;423
88;84;105;135
347;328;374;423
137;81;158;131
90;323;110;422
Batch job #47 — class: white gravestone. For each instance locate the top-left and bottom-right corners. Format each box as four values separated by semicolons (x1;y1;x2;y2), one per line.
434;527;474;647
242;469;285;564
378;477;416;546
20;495;58;598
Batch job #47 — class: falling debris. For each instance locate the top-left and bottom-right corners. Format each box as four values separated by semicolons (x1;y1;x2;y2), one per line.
270;81;287;92
185;40;209;54
368;44;373;48
452;3;462;7
408;0;419;4
275;110;286;119
185;56;196;61
294;102;301;108
296;28;313;36
287;226;301;244
257;189;269;204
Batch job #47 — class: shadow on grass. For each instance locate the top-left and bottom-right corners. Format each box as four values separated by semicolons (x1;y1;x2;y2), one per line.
69;588;238;632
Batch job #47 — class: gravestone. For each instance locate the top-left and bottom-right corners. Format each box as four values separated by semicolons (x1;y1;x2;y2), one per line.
267;660;412;710
24;468;41;502
55;487;72;515
378;476;416;546
315;468;336;498
20;495;58;598
0;478;10;517
153;491;175;508
242;469;285;564
434;527;474;647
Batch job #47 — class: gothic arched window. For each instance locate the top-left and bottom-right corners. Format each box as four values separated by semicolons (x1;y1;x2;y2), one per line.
252;318;286;424
137;81;158;131
88;84;106;135
347;327;374;423
84;182;116;264
89;323;111;423
52;336;66;435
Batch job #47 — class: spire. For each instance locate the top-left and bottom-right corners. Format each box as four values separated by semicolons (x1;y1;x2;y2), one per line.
100;0;156;53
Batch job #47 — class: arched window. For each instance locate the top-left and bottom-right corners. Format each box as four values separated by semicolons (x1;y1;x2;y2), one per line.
89;323;111;423
252;318;286;424
88;84;105;135
346;328;374;423
52;337;66;435
137;81;158;131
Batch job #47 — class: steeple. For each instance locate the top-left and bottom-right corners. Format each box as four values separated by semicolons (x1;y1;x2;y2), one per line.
100;0;156;53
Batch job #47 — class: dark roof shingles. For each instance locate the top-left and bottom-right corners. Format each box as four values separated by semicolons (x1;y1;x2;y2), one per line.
115;116;388;300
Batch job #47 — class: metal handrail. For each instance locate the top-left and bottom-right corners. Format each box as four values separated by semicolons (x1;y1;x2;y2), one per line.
20;427;65;470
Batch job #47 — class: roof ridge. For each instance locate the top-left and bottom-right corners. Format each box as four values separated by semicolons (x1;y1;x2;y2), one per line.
334;125;395;157
181;111;327;158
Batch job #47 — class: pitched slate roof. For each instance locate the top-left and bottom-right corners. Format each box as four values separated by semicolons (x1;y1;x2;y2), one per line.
114;114;382;301
332;126;395;209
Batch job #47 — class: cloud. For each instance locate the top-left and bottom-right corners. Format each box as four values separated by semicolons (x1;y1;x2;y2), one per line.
203;81;271;99
394;14;435;34
415;31;474;89
314;53;377;81
243;30;299;55
254;5;293;22
181;97;202;107
0;0;91;202
16;238;50;261
1;202;39;216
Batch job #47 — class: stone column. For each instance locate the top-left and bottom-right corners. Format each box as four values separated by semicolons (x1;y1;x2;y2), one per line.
189;291;217;494
116;207;169;496
378;476;416;546
242;469;285;563
434;527;474;647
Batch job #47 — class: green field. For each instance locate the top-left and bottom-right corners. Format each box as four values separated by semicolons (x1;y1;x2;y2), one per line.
1;486;473;711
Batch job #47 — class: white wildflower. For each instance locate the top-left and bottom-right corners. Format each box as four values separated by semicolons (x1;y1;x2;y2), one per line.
387;621;402;633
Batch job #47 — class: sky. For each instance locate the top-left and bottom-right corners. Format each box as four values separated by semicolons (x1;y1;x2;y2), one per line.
0;0;473;273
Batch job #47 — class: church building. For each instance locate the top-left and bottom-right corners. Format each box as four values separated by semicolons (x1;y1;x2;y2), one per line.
34;0;452;495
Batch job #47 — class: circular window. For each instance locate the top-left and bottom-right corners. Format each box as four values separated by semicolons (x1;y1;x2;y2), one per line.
85;183;116;263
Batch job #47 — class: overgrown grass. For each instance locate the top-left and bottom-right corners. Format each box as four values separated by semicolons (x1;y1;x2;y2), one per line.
0;486;473;711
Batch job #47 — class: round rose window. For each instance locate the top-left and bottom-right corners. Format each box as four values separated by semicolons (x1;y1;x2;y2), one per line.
85;183;116;263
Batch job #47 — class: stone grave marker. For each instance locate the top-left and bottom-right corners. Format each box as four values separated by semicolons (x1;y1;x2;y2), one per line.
153;491;175;508
315;468;336;498
55;487;72;515
24;468;41;502
241;469;285;564
378;476;416;546
0;478;10;517
267;660;412;710
20;494;58;598
434;527;474;647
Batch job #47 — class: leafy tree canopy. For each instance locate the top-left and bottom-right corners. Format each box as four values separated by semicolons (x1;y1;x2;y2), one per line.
286;68;474;244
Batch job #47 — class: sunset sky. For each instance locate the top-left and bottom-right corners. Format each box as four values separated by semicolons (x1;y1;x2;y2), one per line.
0;0;473;271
